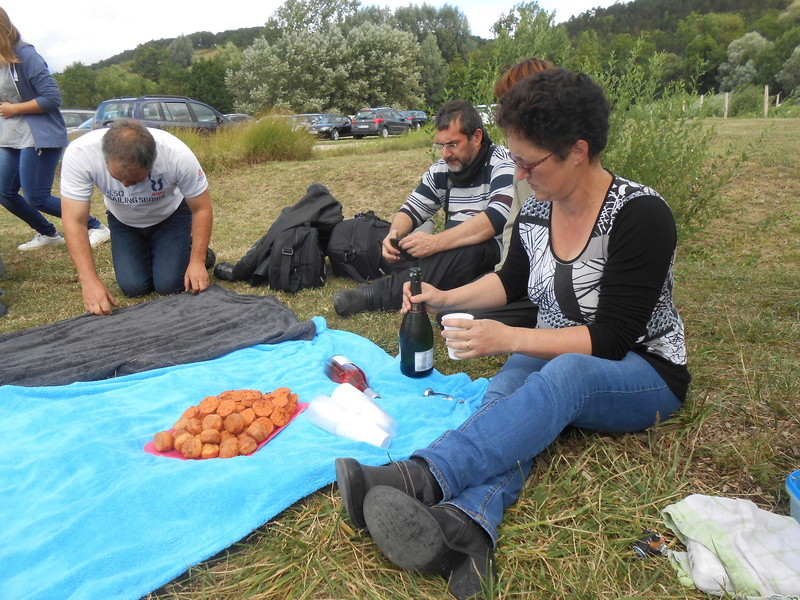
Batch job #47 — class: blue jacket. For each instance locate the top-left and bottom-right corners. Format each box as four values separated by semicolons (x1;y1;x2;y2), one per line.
10;41;68;149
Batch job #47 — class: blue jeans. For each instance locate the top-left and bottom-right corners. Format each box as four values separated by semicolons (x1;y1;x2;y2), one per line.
107;201;192;297
0;147;101;235
414;352;683;544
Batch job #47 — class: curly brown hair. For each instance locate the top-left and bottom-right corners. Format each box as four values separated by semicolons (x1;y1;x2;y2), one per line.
496;68;610;161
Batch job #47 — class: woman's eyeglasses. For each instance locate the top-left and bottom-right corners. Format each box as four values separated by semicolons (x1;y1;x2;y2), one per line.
511;152;553;175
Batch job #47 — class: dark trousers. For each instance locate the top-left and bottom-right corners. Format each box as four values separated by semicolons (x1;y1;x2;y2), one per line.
367;238;500;311
107;201;192;297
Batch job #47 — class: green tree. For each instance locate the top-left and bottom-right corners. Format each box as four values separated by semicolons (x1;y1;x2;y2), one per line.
677;13;745;91
718;32;774;90
131;46;169;83
168;35;194;68
394;4;475;62
55;63;98;108
777;45;800;94
264;0;359;39
418;33;447;107
341;22;422;110
227;29;351;114
187;58;235;113
94;65;158;101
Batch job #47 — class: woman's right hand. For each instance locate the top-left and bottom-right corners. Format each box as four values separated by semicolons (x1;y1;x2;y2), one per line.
400;280;448;314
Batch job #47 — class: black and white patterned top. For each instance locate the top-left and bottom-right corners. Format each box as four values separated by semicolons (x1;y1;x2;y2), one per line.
497;174;690;400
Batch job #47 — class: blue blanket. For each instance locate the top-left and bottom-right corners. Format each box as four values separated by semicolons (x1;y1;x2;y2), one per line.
0;318;489;600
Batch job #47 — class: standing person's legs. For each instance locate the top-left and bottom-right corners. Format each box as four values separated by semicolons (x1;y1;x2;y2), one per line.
18;147;103;230
0;147;58;236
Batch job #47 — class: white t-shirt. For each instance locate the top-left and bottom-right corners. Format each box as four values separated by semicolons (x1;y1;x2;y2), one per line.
61;128;208;228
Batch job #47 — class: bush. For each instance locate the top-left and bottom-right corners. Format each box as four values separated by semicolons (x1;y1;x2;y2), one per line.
603;105;732;238
728;85;765;117
172;118;314;173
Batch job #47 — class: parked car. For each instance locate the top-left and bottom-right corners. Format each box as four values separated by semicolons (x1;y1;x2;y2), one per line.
400;110;429;130
351;107;411;139
225;113;255;124
291;113;352;140
67;116;94;141
92;96;232;133
60;108;95;128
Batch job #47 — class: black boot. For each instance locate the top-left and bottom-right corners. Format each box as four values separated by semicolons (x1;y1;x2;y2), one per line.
335;457;442;529
363;485;495;599
332;285;376;317
205;247;216;270
214;261;234;281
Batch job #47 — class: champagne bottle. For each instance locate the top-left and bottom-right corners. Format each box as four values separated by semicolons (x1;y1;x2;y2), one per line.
324;355;379;399
399;267;434;377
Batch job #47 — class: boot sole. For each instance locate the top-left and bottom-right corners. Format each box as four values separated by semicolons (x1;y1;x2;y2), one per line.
335;458;368;530
363;485;460;577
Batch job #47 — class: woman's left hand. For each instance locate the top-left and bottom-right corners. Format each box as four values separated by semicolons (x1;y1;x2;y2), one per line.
440;317;517;358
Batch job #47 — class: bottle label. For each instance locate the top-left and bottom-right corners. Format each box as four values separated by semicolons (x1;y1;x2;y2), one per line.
415;349;434;372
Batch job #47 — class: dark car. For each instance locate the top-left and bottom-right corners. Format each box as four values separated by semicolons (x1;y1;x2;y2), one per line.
225;113;256;124
60;108;95;128
351;107;411;139
92;96;232;133
400;110;429;130
291;113;352;140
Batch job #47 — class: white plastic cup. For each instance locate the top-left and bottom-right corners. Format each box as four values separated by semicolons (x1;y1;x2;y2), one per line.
442;313;474;360
306;395;393;448
330;383;398;436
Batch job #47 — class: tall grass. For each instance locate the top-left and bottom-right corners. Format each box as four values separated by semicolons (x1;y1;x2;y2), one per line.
176;118;315;173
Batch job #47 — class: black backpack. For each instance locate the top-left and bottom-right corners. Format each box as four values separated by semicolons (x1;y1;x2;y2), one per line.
327;211;391;283
266;222;326;293
218;183;343;287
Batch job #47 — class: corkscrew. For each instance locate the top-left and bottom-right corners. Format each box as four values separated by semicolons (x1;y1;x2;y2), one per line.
423;388;464;403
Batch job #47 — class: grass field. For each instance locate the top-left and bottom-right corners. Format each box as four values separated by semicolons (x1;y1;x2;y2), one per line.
1;119;797;599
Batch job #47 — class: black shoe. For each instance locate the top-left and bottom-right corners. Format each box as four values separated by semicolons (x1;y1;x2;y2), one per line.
363;486;495;599
205;247;216;270
214;261;234;281
333;286;375;317
335;457;442;530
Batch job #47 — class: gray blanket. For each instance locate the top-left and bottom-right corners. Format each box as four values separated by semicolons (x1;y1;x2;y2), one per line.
0;284;316;387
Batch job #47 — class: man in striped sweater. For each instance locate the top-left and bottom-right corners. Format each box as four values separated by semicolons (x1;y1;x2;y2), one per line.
334;100;515;317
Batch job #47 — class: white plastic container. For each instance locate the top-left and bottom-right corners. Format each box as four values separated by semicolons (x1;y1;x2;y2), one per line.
441;313;474;360
305;396;393;448
330;383;398;436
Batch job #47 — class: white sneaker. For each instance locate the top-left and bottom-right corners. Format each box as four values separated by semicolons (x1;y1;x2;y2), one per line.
18;232;65;251
88;224;111;247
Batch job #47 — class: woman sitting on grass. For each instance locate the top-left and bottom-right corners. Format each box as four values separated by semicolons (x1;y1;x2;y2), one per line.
335;67;691;599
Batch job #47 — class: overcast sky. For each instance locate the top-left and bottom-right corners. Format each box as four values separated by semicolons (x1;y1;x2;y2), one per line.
8;1;624;73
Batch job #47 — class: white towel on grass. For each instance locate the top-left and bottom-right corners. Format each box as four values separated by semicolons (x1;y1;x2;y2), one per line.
662;494;800;599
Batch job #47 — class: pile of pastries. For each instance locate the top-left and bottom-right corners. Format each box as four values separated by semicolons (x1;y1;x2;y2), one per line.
151;387;298;459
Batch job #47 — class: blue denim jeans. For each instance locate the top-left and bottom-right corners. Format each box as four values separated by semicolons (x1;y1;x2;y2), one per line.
413;352;683;544
0;147;101;235
107;201;192;297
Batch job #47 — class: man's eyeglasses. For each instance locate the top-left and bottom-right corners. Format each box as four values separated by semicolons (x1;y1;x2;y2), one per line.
511;152;553;175
432;141;461;151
